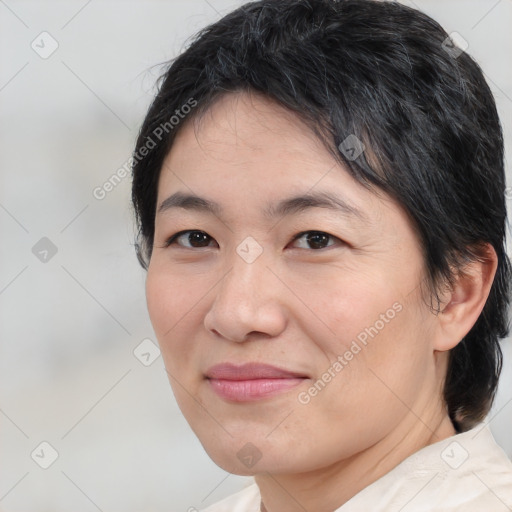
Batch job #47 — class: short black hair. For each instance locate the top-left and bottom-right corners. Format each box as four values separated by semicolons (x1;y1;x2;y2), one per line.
131;0;511;432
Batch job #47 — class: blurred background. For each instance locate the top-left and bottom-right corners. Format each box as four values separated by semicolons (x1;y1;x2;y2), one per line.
0;0;511;510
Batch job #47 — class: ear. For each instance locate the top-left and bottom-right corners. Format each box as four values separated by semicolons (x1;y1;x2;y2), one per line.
433;244;498;352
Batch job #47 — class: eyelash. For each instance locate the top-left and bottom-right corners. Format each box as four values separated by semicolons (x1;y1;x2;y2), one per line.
162;230;344;251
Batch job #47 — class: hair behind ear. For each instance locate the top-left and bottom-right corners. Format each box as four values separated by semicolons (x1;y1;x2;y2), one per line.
443;245;510;431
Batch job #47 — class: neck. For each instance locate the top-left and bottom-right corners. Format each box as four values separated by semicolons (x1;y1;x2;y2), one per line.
255;412;455;512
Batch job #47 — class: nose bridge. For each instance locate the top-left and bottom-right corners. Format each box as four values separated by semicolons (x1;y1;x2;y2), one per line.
221;235;272;306
224;256;263;304
204;241;286;341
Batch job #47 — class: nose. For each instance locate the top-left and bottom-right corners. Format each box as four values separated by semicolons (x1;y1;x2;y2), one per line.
203;251;288;343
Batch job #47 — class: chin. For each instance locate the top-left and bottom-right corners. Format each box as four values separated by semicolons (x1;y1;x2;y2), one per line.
200;443;261;475
196;432;287;476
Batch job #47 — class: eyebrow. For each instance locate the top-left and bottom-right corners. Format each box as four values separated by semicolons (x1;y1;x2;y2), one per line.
157;190;367;222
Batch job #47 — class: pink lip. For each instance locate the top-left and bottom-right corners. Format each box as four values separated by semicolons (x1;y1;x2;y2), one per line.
205;363;308;402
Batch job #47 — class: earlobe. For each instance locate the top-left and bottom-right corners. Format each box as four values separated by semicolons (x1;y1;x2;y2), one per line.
433;244;498;352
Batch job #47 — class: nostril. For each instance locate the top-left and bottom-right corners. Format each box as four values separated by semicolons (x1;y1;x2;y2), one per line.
208;327;268;343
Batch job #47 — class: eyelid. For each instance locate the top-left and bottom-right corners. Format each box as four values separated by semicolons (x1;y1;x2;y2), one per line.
289;230;344;249
163;229;216;248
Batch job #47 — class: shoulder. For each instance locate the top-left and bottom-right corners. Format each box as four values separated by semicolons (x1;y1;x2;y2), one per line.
199;482;260;512
338;424;512;511
431;425;512;510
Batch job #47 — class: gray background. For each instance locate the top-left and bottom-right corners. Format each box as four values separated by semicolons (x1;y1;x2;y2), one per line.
1;0;511;510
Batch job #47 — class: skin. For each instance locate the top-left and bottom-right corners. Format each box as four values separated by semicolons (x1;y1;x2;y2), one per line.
145;90;497;512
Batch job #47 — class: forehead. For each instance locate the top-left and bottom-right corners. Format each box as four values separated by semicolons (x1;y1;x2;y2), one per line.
156;91;404;229
179;91;330;166
159;91;356;195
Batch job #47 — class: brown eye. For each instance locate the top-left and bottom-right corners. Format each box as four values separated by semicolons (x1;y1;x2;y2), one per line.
165;230;216;248
291;231;340;250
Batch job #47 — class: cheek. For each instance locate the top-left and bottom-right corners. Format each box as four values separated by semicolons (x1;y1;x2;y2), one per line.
312;286;432;421
145;267;207;416
146;269;178;338
145;267;201;365
295;264;430;400
146;263;208;333
290;265;405;355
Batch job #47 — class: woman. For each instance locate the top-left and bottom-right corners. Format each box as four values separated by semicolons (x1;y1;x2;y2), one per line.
131;0;512;510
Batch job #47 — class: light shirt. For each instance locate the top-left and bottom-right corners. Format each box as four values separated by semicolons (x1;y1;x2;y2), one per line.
200;424;512;511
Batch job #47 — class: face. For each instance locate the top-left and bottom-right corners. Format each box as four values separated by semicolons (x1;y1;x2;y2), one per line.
146;91;443;475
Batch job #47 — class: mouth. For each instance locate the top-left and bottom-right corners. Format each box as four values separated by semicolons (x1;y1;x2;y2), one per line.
205;362;309;402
